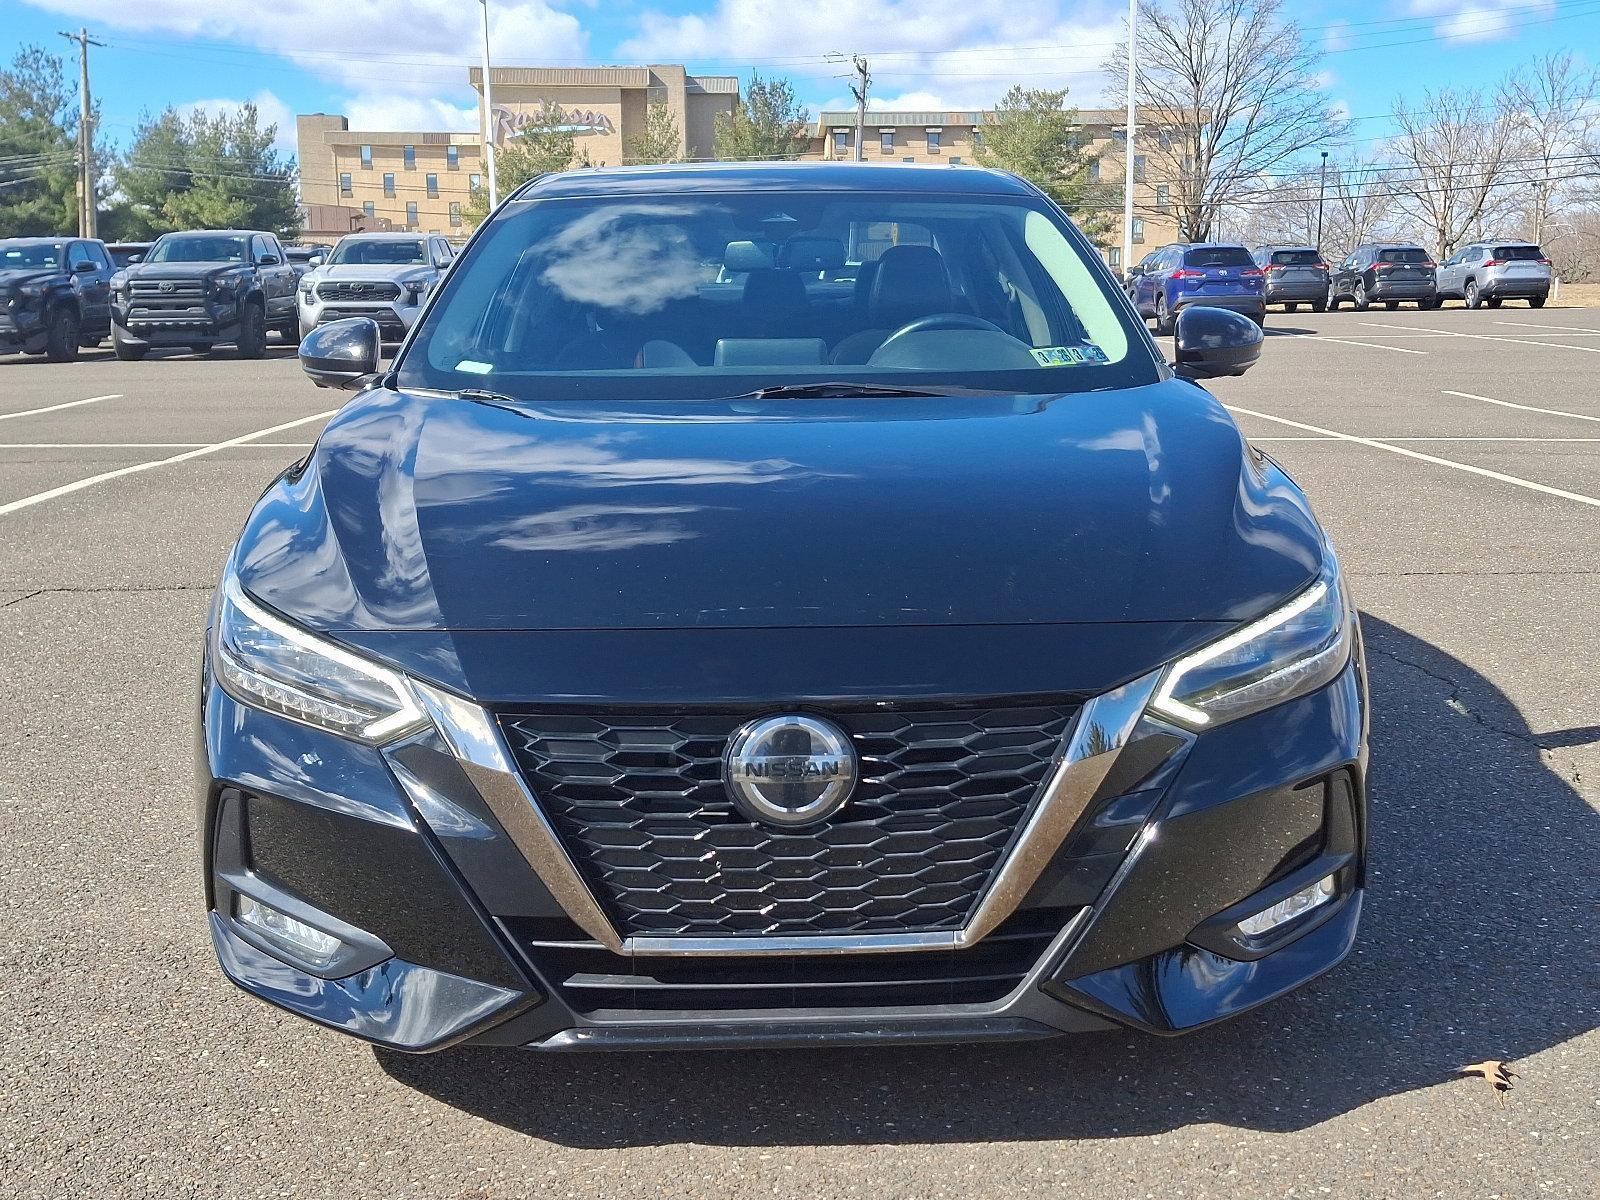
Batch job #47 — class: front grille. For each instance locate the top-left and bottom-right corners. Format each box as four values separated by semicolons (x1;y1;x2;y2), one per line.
498;703;1078;939
505;908;1075;1014
317;280;401;302
131;279;204;297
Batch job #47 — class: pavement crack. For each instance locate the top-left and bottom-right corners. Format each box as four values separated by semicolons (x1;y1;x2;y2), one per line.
1;589;42;609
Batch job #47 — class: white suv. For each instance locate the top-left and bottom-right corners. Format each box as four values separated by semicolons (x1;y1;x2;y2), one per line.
297;233;454;343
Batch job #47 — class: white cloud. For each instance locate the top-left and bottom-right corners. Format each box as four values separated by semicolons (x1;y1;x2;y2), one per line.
340;95;479;134
620;0;1129;113
181;89;296;155
1406;0;1555;44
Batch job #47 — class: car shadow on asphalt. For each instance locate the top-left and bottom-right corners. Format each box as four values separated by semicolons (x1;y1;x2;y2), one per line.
376;614;1598;1146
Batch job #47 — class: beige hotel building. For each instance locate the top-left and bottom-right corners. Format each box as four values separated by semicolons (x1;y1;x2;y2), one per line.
297;67;1180;264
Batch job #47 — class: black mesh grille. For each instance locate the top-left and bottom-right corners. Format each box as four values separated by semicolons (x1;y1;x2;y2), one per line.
498;704;1077;938
317;280;402;301
504;908;1075;1013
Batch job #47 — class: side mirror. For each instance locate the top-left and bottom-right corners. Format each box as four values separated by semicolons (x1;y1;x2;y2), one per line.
73;261;97;274
258;253;281;266
128;253;143;264
308;255;324;268
1171;306;1263;380
299;318;380;389
433;256;450;270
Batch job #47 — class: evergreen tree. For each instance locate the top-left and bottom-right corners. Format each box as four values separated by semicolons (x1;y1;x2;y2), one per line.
712;73;810;162
462;123;590;226
974;86;1110;242
624;102;684;165
114;103;298;237
0;45;84;235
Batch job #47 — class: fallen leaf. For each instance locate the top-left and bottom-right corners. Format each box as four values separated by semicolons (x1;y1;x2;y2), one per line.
1460;1059;1518;1105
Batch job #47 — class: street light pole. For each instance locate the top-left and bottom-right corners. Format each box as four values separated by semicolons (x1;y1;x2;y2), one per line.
1315;150;1329;253
58;27;104;238
478;0;499;209
1121;0;1137;279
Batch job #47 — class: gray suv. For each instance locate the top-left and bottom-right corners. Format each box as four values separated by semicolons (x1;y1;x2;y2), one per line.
1434;242;1551;309
1251;245;1329;312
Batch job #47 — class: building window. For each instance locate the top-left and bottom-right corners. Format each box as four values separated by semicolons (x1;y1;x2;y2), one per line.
1089;160;1100;181
903;157;915;164
972;129;984;148
880;130;893;154
1132;218;1145;243
949;156;961;165
383;172;395;197
426;173;438;198
1156;184;1170;208
403;145;416;170
338;172;352;197
447;145;459;170
406;201;418;228
832;129;850;156
362;201;375;218
469;173;482;191
1134;155;1146;182
926;130;940;153
1157;128;1173;151
1108;246;1122;268
359;144;372;169
449;201;462;227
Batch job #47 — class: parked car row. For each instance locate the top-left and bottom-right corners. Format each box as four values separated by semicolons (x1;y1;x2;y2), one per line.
1126;238;1554;328
0;229;454;363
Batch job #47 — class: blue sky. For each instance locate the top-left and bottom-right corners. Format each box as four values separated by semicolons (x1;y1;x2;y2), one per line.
8;0;1599;159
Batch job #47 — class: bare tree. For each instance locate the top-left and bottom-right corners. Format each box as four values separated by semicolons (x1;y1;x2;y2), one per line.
1387;87;1524;259
1107;0;1344;241
1324;158;1398;258
1499;51;1600;245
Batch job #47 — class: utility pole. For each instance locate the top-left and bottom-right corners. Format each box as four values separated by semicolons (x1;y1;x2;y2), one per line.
1121;0;1137;280
850;55;870;163
477;0;498;208
1315;150;1329;252
58;27;104;238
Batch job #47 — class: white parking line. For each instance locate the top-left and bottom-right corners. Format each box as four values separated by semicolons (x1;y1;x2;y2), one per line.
0;411;338;518
1442;389;1600;425
1224;405;1600;509
1251;435;1600;442
1495;320;1600;335
1358;321;1600;354
0;442;315;449
0;393;122;422
1267;332;1428;354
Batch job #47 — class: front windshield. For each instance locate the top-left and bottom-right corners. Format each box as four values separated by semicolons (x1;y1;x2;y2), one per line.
330;239;427;266
397;190;1152;400
0;243;65;270
148;235;248;263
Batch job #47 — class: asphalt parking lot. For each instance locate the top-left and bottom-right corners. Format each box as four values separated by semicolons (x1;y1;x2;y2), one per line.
2;309;1596;1199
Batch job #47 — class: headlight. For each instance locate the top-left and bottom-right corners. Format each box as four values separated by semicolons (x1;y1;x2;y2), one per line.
1150;558;1352;728
209;276;236;297
212;576;426;743
404;280;429;303
18;282;45;301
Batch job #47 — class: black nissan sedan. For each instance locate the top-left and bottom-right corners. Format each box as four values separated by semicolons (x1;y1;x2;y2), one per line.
198;163;1367;1052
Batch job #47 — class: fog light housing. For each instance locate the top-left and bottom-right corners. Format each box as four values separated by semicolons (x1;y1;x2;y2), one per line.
1236;874;1337;937
235;894;342;967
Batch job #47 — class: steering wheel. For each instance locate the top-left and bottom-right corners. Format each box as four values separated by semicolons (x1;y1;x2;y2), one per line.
874;312;1009;355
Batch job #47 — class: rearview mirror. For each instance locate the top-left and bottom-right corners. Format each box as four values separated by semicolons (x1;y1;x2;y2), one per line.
308;254;324;268
299;318;380;389
128;253;143;264
1170;306;1263;380
258;253;280;266
72;261;97;274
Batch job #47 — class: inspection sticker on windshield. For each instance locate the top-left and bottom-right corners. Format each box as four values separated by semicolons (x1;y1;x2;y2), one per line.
1031;345;1109;367
456;360;494;374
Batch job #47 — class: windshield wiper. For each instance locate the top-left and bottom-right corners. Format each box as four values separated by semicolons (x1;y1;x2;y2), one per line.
458;389;532;416
721;382;996;400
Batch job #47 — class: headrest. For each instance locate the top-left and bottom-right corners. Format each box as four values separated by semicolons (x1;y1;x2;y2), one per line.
714;338;828;367
869;245;952;326
724;240;776;272
742;268;808;312
852;259;880;309
781;237;846;272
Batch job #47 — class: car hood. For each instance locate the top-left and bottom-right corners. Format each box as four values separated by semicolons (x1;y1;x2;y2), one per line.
0;267;61;289
125;262;248;281
237;381;1324;644
308;264;432;284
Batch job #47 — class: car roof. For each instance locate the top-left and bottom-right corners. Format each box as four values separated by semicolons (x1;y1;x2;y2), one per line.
336;231;429;241
1;236;75;246
158;229;269;238
514;160;1040;201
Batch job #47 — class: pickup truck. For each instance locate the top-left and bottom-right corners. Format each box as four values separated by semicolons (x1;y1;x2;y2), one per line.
0;236;115;362
110;229;299;360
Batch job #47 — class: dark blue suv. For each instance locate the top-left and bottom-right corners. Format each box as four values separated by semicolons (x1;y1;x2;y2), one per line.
1128;243;1267;332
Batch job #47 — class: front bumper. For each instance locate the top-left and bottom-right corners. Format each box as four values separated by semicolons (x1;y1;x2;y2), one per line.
298;295;419;343
114;299;241;347
0;305;48;354
198;636;1368;1051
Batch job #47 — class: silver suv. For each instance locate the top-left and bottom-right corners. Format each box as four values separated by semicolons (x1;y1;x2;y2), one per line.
1434;242;1551;309
297;233;454;343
